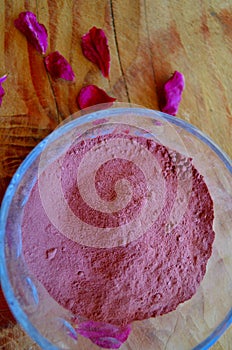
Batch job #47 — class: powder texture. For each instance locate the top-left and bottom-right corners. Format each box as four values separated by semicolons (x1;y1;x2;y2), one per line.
22;133;214;326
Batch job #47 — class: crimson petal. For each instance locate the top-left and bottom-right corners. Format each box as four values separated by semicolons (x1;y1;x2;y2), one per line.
81;27;110;78
77;320;131;349
77;85;116;109
44;51;75;81
14;11;48;55
0;74;7;106
161;71;185;116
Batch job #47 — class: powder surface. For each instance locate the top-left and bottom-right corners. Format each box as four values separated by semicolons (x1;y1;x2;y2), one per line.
22;133;215;326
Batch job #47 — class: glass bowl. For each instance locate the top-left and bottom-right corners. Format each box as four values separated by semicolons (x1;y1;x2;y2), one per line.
1;104;231;350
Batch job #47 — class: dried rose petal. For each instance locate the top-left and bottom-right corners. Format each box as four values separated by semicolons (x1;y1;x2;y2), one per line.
81;27;110;78
161;71;185;116
77;320;131;349
14;11;48;55
0;74;7;106
77;85;116;109
44;51;75;81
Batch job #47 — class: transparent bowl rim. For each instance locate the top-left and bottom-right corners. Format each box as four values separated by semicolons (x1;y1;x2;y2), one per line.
0;106;231;350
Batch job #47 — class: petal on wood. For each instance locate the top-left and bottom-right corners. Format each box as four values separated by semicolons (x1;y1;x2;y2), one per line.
14;11;48;55
0;74;7;106
161;71;185;116
81;27;110;78
44;51;75;81
77;85;116;109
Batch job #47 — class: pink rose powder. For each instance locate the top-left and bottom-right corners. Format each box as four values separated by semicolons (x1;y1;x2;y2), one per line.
22;130;215;327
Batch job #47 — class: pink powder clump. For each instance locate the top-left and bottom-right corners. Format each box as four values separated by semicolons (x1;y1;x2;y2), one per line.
22;133;215;328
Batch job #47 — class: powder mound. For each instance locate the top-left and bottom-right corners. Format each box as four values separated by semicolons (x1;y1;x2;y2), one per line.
22;133;215;326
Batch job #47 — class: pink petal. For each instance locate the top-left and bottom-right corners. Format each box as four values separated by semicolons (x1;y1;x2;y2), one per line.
0;74;7;106
77;85;116;109
44;51;75;81
0;74;7;84
14;11;48;55
81;27;110;78
161;71;185;116
77;320;131;349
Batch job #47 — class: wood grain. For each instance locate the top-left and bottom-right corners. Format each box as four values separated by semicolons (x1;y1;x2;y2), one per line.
0;0;231;349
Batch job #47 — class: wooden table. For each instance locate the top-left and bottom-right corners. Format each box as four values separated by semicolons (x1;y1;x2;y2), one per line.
0;1;231;349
